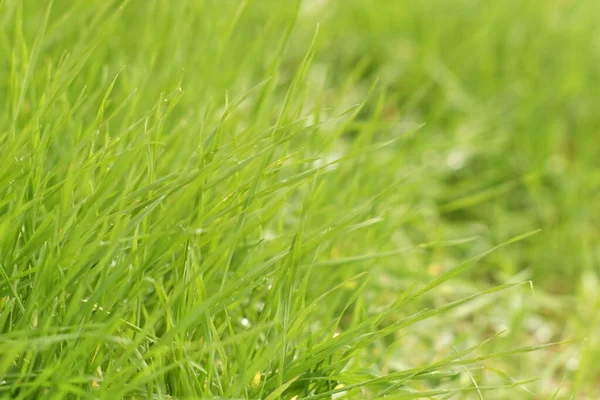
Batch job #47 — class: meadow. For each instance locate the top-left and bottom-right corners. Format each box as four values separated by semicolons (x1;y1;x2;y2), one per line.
0;0;599;398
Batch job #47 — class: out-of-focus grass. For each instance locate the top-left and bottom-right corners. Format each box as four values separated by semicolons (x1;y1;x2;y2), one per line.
305;1;600;396
0;0;598;398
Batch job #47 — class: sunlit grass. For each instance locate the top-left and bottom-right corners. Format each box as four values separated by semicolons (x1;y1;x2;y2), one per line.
0;0;598;398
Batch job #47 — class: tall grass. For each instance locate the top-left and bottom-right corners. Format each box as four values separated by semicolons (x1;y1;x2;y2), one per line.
1;0;597;398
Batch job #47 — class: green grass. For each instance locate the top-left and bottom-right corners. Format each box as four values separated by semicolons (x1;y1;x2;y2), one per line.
1;0;599;398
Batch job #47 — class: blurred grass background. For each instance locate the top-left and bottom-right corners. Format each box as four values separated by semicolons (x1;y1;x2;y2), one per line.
311;0;600;391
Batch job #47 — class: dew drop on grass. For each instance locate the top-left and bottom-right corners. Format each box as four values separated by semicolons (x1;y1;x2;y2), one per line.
446;150;466;170
240;318;251;328
255;301;264;312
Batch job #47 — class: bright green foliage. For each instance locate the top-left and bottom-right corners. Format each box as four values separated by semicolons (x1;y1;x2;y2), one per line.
0;0;598;399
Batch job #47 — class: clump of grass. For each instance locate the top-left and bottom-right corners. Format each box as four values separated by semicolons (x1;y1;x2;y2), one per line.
0;1;578;399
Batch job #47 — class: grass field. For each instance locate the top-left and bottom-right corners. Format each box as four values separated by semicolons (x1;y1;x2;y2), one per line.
1;0;599;398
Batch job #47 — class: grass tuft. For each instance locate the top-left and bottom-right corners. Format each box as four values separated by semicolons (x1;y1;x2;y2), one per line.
1;0;598;398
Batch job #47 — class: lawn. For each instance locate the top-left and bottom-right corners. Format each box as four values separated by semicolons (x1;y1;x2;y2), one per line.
1;0;599;398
